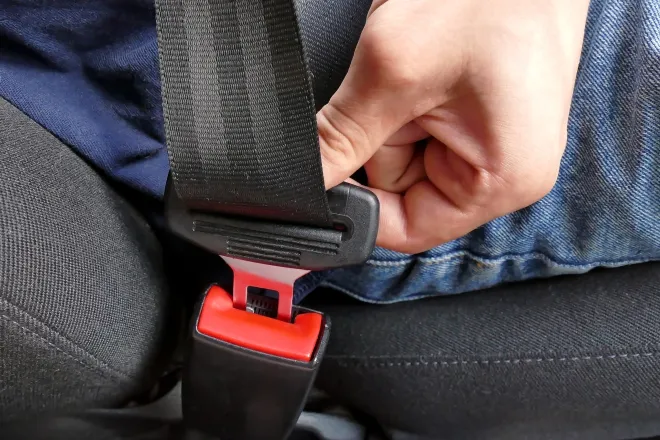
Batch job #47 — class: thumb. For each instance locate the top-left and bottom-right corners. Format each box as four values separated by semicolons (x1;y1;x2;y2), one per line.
317;64;413;189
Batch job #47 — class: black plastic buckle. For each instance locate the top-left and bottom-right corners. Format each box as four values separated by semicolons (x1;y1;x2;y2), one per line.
183;285;330;440
166;181;380;270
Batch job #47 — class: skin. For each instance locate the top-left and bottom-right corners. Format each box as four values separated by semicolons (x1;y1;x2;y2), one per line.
316;0;592;254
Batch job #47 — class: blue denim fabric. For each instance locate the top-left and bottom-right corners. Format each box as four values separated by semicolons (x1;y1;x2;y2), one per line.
0;0;658;303
320;0;660;303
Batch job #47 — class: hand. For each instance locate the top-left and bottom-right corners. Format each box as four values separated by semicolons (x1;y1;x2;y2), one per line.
317;0;591;254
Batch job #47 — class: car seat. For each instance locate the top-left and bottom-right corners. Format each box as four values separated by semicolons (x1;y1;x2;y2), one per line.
1;0;660;438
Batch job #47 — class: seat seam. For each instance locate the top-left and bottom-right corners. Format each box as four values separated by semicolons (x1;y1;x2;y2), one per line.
0;297;132;382
327;352;659;368
1;314;127;383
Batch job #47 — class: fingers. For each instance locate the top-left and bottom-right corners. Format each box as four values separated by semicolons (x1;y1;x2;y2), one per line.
364;122;428;192
386;121;430;146
370;137;496;253
375;103;562;253
375;133;561;254
317;100;394;189
364;144;426;193
316;75;415;189
423;139;489;211
316;0;452;189
373;181;473;253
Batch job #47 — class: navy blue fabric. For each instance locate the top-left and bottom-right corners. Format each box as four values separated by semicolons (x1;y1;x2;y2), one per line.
0;0;168;199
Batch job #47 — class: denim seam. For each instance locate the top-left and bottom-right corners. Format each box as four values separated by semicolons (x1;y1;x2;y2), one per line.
329;352;658;368
366;250;655;269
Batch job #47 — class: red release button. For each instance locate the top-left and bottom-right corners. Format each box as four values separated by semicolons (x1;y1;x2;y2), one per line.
197;286;323;362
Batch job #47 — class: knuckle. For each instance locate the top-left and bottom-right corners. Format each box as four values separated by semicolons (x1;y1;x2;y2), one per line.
317;104;366;167
382;59;421;89
483;133;565;210
494;161;559;208
524;143;564;202
529;167;560;201
359;25;421;89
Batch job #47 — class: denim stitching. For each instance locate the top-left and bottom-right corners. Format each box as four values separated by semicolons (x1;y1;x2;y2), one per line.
321;281;456;305
366;250;655;268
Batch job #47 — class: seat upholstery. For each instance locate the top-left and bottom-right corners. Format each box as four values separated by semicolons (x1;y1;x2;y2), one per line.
0;96;176;422
312;263;660;440
6;259;660;440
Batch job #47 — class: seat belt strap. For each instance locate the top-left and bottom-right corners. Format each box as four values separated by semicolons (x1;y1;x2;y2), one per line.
154;1;379;439
155;0;332;227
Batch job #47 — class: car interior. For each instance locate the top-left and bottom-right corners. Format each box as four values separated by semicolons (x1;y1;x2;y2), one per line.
1;0;659;439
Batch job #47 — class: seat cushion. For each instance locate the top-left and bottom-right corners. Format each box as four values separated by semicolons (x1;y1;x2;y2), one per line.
312;263;660;440
0;96;177;422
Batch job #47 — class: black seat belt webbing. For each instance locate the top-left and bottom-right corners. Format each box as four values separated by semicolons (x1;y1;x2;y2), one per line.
155;0;333;227
155;3;380;438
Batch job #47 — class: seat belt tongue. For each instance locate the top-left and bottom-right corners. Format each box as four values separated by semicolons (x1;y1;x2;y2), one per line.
165;178;379;272
222;255;309;323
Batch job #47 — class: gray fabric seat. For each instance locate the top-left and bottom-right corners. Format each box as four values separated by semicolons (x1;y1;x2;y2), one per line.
0;96;177;422
312;263;660;439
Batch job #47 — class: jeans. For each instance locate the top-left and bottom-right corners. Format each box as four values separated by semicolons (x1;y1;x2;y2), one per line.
314;0;660;303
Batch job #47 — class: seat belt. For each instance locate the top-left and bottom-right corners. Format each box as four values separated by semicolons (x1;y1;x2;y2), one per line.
155;0;333;227
154;0;379;439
